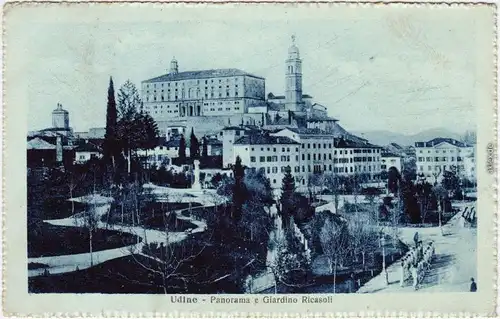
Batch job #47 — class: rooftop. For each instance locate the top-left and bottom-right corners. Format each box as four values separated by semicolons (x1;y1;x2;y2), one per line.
234;134;299;145
74;143;102;153
267;92;313;99
222;125;262;131
415;138;470;148
143;68;265;83
381;152;401;158
307;115;339;122
27;137;56;150
335;137;382;149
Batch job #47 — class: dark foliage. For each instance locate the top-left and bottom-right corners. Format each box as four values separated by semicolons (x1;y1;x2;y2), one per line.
28;222;139;258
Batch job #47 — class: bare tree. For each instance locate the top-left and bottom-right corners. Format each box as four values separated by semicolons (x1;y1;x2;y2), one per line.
347;210;378;268
432;166;442;185
320;218;350;293
324;173;341;213
83;197;100;266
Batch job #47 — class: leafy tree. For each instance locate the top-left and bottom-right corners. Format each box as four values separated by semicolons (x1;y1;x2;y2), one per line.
402;157;417;182
441;165;461;199
387;167;401;194
178;135;186;162
201;136;209;159
231;156;246;221
244;168;273;206
139;112;160;151
117;80;141;121
114;81;159;175
103;76;119;170
280;165;295;228
415;181;436;223
189;128;200;160
274;231;311;292
400;180;421;224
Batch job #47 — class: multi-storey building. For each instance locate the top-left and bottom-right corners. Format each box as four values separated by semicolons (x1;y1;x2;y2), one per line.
270;128;382;187
232;133;300;188
222;125;261;168
414;138;474;182
141;60;266;122
381;152;402;173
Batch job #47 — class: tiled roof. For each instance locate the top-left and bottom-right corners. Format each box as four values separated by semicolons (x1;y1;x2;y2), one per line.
27;138;56;150
335;138;382;149
286;127;332;136
267;93;312;99
206;139;222;145
75;143;101;153
381;152;401;158
165;139;182;147
234;134;299;145
414;138;469;148
143;68;264;83
307;115;338;122
222;125;261;131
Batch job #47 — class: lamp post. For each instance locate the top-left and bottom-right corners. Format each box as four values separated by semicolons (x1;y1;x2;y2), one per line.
380;231;389;285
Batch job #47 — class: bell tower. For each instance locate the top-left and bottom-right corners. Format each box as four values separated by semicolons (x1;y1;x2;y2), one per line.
285;35;303;112
170;57;179;74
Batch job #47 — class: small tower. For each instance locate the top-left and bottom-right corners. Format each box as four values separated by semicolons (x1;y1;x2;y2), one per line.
170;57;179;75
285;35;303;112
52;103;69;129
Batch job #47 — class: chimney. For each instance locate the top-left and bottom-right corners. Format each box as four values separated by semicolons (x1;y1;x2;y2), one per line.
56;136;63;163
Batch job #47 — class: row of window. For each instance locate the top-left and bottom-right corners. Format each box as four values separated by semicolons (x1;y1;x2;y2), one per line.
244;146;299;152
418;148;465;154
146;90;240;102
145;77;242;89
418;165;465;171
300;143;380;154
417;156;463;162
253;163;380;177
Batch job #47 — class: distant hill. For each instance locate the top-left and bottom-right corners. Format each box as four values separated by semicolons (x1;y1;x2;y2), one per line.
352;129;464;147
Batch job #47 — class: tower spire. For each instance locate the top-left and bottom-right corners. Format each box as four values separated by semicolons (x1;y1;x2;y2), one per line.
285;34;303;112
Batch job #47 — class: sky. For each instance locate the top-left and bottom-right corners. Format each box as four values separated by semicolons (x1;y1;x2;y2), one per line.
6;4;493;135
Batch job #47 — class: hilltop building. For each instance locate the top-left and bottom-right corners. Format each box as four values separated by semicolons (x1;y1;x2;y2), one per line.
140;36;335;137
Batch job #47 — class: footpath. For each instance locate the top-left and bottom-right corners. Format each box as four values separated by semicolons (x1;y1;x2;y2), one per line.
28;192;209;277
358;202;477;293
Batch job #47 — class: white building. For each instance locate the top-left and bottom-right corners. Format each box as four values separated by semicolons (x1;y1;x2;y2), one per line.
414;138;474;182
232;133;300;188
141;61;266;121
221;125;261;168
381;152;402;173
74;144;102;164
270;127;382;187
463;146;477;182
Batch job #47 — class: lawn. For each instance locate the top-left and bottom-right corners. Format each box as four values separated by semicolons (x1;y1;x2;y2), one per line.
28;222;140;258
106;202;202;231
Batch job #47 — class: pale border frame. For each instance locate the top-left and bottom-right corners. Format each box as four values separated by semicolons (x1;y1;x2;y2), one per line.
1;2;498;317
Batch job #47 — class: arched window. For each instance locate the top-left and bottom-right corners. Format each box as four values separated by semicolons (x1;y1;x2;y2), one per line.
291;66;294;74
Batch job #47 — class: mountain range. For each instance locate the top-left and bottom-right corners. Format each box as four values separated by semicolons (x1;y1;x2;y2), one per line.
352;128;466;147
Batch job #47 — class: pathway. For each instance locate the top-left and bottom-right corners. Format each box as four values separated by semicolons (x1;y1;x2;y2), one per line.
28;191;210;277
358;202;477;293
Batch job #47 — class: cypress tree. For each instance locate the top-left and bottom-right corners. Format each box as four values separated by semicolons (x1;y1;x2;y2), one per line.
178;135;186;163
231;156;246;221
189;128;200;159
202;136;209;159
280;165;296;228
104;76;118;169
